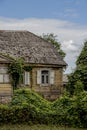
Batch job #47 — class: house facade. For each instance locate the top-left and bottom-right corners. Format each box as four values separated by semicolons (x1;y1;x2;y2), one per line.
0;30;67;101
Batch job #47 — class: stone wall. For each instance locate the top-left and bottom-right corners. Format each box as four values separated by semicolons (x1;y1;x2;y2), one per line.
0;95;12;104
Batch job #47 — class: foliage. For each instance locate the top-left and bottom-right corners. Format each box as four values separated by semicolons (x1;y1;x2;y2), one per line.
10;89;52;124
67;91;87;128
76;41;87;66
0;125;85;130
10;89;51;112
74;80;84;96
8;58;24;90
52;90;87;128
41;33;65;58
8;58;33;90
23;66;32;71
0;89;87;128
67;41;87;94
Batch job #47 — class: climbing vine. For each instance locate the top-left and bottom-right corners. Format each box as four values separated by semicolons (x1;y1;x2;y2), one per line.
8;58;24;90
23;66;32;71
8;58;32;90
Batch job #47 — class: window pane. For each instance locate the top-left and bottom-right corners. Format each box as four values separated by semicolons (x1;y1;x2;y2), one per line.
4;74;10;83
42;75;44;84
46;75;49;83
24;71;30;85
41;70;49;84
0;74;3;82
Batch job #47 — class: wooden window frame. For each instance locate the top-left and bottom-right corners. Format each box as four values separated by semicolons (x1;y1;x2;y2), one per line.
0;67;10;83
41;70;49;86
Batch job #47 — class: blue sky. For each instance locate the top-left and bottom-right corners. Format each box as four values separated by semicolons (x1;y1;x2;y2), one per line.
0;0;87;24
0;0;87;73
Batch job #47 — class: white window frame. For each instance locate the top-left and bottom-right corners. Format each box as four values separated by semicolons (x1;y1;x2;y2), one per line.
41;70;49;85
24;71;30;85
37;68;55;86
0;67;10;83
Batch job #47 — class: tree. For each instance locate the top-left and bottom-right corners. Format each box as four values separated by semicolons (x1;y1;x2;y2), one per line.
67;41;87;95
76;41;87;66
41;33;65;58
74;80;84;96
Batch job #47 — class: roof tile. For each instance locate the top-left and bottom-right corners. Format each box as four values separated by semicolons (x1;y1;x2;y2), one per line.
0;30;67;66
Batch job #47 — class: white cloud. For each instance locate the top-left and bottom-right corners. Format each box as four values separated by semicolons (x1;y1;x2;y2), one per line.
62;40;78;52
61;40;81;73
0;17;87;73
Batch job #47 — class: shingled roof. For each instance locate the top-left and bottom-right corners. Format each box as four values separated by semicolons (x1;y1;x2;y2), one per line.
0;30;67;66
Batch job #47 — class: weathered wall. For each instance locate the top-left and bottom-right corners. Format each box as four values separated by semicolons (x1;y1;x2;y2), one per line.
0;63;63;101
29;66;63;100
0;84;12;103
0;84;12;95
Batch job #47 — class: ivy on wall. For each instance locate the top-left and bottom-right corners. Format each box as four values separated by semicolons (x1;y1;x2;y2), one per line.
8;58;32;90
23;66;32;71
8;58;23;90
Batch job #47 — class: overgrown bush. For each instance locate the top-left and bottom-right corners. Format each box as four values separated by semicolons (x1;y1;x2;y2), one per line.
10;89;51;111
10;89;52;124
0;89;87;127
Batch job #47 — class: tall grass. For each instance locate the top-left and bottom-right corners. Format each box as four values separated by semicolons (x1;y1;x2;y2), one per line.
0;125;86;130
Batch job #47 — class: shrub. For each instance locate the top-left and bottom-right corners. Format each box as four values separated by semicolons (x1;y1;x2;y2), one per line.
9;89;52;124
0;89;87;128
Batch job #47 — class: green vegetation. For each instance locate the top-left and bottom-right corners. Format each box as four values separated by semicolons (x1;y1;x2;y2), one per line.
0;124;86;130
67;41;87;94
8;58;24;90
8;58;32;90
0;89;87;128
41;33;65;58
0;41;87;128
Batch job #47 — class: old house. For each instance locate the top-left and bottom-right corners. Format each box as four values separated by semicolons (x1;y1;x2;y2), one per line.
0;30;67;101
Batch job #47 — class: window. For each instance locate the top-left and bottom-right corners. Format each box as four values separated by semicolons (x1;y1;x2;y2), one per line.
37;69;54;85
0;67;10;83
20;71;30;86
24;71;30;85
41;70;49;84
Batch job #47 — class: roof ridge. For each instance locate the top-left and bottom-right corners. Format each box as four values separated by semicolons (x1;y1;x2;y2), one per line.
0;30;28;32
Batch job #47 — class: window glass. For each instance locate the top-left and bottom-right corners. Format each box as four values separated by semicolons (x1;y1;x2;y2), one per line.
46;75;48;83
0;67;10;83
24;71;30;85
4;74;10;83
42;75;44;84
41;70;49;84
